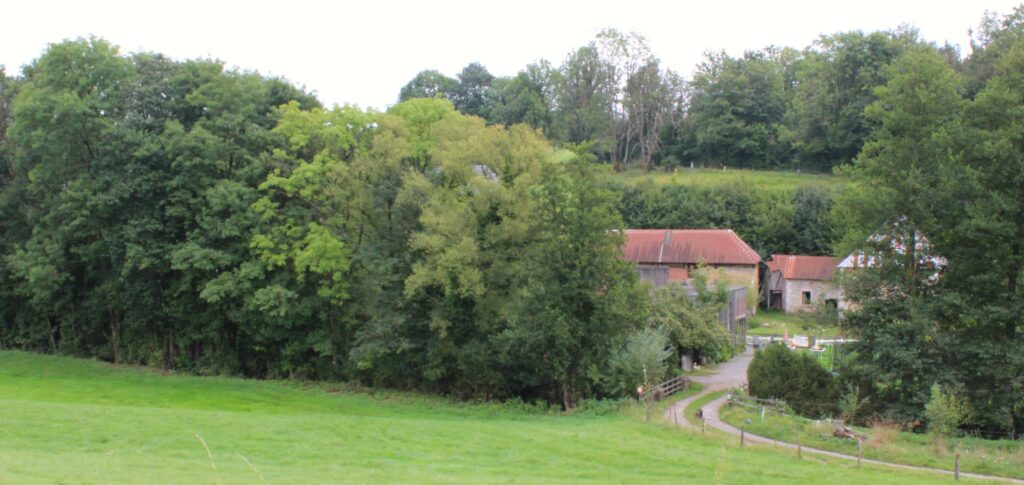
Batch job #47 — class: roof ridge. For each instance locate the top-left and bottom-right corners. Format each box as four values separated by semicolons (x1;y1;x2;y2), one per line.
726;229;761;263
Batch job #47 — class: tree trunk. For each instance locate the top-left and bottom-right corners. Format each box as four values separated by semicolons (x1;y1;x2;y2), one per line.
164;332;174;371
109;310;121;364
561;381;575;410
1010;227;1021;339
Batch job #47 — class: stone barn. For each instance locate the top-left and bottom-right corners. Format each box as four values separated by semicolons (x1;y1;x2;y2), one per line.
622;229;761;293
621;229;761;347
764;254;843;313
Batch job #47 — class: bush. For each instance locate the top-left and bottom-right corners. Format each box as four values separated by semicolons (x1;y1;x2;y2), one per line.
747;344;839;418
924;383;969;438
607;328;672;397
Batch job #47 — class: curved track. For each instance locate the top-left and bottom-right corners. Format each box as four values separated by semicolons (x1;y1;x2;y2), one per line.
664;349;1022;483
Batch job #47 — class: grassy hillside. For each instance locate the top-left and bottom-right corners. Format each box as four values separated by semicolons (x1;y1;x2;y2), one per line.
0;351;977;484
720;402;1024;479
612;167;844;193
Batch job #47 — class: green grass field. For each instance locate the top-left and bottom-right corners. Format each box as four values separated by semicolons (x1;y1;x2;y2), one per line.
611;167;844;193
720;402;1024;480
0;351;983;484
749;309;841;338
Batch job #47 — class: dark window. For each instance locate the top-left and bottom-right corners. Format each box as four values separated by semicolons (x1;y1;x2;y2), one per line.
802;291;812;305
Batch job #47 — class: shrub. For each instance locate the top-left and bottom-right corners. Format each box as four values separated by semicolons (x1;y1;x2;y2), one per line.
607;328;672;396
924;383;969;438
866;419;903;448
838;383;869;423
747;343;839;418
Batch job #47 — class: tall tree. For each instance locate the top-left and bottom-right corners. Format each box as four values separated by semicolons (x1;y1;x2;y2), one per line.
451;62;495;119
625;60;681;172
686;49;790;169
836;46;969;425
496;152;642;408
594;29;656;171
555;46;610;149
5;37;135;358
951;36;1024;432
398;69;459;103
486;61;558;136
787;30;916;171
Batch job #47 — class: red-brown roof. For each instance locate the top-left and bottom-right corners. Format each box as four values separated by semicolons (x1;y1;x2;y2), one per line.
622;229;761;266
767;255;840;281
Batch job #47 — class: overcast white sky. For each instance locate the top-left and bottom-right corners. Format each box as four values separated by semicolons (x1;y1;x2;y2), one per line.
3;1;1021;110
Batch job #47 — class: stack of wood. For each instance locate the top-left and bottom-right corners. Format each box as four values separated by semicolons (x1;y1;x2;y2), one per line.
832;426;866;442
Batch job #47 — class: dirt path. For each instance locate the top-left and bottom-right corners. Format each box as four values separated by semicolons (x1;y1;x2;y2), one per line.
664;350;752;427
664;349;1023;483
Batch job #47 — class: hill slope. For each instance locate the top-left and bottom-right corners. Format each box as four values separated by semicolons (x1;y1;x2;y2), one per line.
0;352;973;484
612;167;844;193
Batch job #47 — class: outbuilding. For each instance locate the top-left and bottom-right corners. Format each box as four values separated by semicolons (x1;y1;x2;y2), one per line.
764;254;843;313
622;229;761;291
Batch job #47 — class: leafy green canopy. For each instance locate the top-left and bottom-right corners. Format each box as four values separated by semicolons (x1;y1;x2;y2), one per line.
748;344;839;418
837;13;1024;435
0;39;662;407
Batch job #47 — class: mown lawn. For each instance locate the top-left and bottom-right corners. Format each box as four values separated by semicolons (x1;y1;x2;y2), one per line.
0;351;980;484
749;309;841;338
719;402;1024;480
611;167;844;193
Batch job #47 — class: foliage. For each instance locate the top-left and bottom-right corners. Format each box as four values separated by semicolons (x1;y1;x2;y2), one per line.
720;402;1024;480
684;48;791;170
786;30;916;170
925;384;970;438
747;344;839;418
615;178;840;257
0;41;665;408
494;153;644;408
398;69;458;103
645;271;733;365
836;25;1024;434
607;327;671;396
839;382;870;423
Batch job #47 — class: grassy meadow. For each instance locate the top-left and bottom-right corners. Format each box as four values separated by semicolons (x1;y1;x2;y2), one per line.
611;167;844;193
0;351;986;484
749;309;842;338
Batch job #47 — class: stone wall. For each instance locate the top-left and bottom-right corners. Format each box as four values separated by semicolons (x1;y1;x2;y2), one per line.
782;278;842;313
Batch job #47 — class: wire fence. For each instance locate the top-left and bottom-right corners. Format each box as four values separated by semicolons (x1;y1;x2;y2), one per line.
727;391;824;426
726;389;1022;442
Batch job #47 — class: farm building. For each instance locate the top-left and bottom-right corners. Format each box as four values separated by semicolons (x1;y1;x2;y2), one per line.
622;229;759;346
763;255;845;313
621;229;761;290
633;266;749;349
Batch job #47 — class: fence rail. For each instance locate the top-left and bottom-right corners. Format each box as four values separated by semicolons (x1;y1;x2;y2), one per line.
727;390;1022;441
643;375;690;401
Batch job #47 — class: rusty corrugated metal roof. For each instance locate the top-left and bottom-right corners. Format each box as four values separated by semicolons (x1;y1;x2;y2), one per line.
622;229;761;266
767;254;840;281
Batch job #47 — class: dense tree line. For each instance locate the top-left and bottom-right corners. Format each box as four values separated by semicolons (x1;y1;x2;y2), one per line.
836;7;1024;436
617;181;838;256
0;38;736;408
397;27;967;173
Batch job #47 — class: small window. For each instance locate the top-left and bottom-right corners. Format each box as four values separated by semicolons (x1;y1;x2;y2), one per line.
802;291;812;305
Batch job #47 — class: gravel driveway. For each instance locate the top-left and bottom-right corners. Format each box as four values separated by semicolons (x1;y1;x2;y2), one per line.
663;348;1022;483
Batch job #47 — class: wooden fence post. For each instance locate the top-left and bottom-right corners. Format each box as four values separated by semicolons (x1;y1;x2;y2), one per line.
857;440;862;468
702;418;706;435
797;436;801;459
741;425;745;446
955;452;960;480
